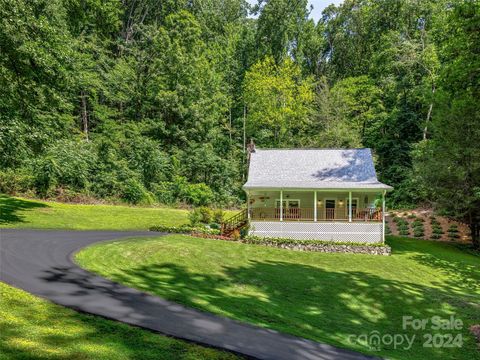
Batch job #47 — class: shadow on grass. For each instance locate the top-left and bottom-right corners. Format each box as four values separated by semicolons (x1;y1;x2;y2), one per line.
0;283;238;360
86;260;478;359
0;195;48;224
388;237;480;293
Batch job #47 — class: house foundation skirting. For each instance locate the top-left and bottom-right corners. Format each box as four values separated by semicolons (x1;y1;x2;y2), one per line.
249;221;383;243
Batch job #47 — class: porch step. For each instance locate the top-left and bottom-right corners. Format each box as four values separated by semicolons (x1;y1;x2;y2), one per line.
221;209;248;236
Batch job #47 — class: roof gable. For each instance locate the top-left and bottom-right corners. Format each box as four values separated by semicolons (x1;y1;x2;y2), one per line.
243;148;392;190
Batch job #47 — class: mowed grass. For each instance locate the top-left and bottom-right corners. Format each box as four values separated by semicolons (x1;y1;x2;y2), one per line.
0;195;189;230
77;235;480;360
0;282;238;360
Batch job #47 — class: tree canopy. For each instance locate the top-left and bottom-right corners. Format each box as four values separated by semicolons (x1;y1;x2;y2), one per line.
0;0;478;245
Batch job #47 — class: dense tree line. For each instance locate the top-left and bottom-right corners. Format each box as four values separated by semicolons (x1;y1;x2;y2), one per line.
0;0;478;245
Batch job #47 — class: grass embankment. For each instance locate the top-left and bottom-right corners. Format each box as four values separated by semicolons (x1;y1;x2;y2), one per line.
0;282;238;359
0;195;189;230
0;195;240;358
77;235;480;360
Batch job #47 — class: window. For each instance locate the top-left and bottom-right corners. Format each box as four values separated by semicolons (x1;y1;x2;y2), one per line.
288;200;300;208
275;199;301;208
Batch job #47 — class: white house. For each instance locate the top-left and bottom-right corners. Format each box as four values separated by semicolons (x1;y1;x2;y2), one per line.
242;147;393;244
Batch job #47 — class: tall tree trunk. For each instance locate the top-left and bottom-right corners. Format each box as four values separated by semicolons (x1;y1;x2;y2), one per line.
80;91;89;141
423;85;435;140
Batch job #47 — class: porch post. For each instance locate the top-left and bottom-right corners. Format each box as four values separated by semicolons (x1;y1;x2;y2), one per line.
280;190;283;222
348;191;352;222
247;191;251;220
382;190;386;244
314;191;317;222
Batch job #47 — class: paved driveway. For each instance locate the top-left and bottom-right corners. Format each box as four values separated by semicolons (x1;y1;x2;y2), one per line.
0;229;378;360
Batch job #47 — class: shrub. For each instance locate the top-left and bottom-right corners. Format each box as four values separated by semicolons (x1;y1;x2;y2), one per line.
385;225;392;234
188;209;202;225
414;231;424;238
34;139;96;195
213;209;225;224
242;235;386;247
182;183;214;206
0;169;34;194
232;229;241;240
407;214;417;219
209;222;220;230
412;219;424;226
151;182;177;205
121;178;153;204
240;223;250;239
189;207;213;225
149;224;220;235
430;234;441;240
432;227;444;235
399;230;410;236
448;225;459;233
398;224;409;231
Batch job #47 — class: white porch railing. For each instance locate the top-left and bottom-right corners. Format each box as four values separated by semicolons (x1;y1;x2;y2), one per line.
249;207;382;222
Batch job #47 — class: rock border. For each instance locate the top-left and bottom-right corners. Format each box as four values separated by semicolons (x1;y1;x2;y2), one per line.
191;233;391;256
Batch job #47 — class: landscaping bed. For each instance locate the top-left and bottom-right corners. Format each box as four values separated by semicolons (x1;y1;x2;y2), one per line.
386;209;471;242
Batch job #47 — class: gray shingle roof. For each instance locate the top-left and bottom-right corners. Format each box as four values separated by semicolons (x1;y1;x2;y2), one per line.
243;148;392;190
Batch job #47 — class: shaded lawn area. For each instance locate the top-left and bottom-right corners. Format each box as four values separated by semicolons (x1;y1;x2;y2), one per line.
77;235;480;360
0;195;189;230
0;282;238;360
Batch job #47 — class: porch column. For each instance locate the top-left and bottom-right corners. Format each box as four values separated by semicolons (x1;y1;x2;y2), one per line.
314;191;317;222
382;190;386;244
279;190;283;222
348;191;352;222
247;191;251;220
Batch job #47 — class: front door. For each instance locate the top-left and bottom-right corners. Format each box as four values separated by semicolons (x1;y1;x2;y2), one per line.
325;199;336;220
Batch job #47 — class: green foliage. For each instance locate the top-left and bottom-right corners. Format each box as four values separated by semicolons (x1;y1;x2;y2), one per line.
0;0;478;241
243;56;314;146
213;209;225;224
385;225;392;235
242;236;385;248
181;183;214;207
432;227;444;235
188;207;214;225
149;224;220;236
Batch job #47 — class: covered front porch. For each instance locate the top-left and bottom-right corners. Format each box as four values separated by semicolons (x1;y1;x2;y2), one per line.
247;189;385;223
246;189;386;243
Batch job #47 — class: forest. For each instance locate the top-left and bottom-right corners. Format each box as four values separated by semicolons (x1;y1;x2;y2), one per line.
0;0;479;243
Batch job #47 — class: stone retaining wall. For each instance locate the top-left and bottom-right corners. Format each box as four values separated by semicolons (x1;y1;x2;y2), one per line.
258;241;391;255
191;232;391;256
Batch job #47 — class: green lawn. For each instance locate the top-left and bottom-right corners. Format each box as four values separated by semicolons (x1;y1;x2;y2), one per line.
77;235;480;360
0;282;238;360
0;195;189;230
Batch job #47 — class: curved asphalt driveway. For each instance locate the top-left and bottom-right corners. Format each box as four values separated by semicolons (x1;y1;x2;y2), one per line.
0;229;378;360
